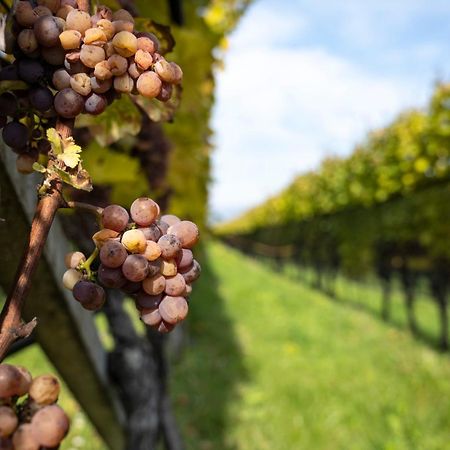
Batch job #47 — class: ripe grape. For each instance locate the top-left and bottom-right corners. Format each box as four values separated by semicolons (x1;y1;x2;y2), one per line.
91;6;113;26
112;9;134;22
176;249;193;271
83;28;107;45
130;197;160;226
62;268;82;290
113;20;134;33
65;9;91;35
140;224;162;242
59;29;82;50
167;221;199;249
136;71;162;99
54;88;85;118
164;274;186;296
180;260;201;283
34;15;62;47
143;240;161;261
29;374;60;405
65;251;85;269
37;0;61;14
135;49;152;70
98;265;126;289
2;122;29;150
84;93;107;115
158;321;175;333
99;240;127;268
128;62;143;79
96;19;115;40
0;93;17;117
0;365;22;398
184;284;192;296
121;280;141;295
157;219;169;234
108;54;128;76
137;36;157;54
52;69;71;91
15;366;32;397
112;31;137;57
158;234;182;260
148;259;161;277
0;66;19;82
158;296;188;324
18;59;44;84
31;405;69;447
41;45;66;65
0;407;18;438
122;254;149;282
94;60;113;80
135;32;160;52
142;274;165;295
157;82;173;102
121;229;147;253
160;259;177;277
12;424;40;450
80;44;106;68
140;308;161;327
135;291;162;310
15;2;36;27
17;29;39;54
56;4;74;20
113;73;134;93
91;77;112;94
72;280;105;310
70;73;92;96
28;87;54;112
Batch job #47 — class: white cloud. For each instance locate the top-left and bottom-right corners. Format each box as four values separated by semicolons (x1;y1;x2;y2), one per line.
209;0;449;222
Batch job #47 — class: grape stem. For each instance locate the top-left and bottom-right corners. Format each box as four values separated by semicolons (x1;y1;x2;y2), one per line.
80;247;99;280
63;200;104;217
0;118;75;362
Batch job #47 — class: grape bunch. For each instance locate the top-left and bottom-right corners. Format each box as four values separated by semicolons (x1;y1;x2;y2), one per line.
0;363;70;449
0;1;182;173
63;197;201;334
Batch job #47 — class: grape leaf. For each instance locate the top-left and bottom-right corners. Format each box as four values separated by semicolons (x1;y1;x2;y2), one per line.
32;162;46;173
58;143;81;168
46;128;62;155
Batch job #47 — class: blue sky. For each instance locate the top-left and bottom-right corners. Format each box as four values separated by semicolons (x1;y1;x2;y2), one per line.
209;0;450;221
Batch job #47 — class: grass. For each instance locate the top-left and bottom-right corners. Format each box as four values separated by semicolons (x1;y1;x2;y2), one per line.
170;241;450;450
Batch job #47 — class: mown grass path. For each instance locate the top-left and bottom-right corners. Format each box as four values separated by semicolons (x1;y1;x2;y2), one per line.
171;242;450;450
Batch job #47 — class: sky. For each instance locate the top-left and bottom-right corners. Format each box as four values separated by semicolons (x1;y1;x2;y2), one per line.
209;0;450;222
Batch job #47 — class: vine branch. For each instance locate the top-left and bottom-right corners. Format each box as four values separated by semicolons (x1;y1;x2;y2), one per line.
0;118;74;361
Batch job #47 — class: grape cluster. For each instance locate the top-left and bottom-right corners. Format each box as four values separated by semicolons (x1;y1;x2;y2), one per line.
63;197;201;334
0;363;70;449
0;1;182;173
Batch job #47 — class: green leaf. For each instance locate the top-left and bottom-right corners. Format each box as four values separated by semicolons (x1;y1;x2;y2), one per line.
32;162;47;173
46;128;62;155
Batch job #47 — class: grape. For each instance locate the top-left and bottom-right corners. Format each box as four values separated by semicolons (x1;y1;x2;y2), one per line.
142;274;165;295
31;405;69;447
18;59;44;84
38;139;51;154
102;204;131;233
108;54;128;76
15;1;36;27
143;240;161;261
92;228;120;247
12;424;40;450
137;36;158;54
112;31;137;57
41;45;66;65
180;260;201;283
176;249;193;271
94;60;113;80
83;28;107;45
157;82;173;102
0;407;18;438
65;9;91;35
140;308;161;327
122;255;149;282
91;5;113;26
91;77;112;94
112;9;135;22
34;15;61;47
98;265;126;289
128;62;143;79
134;291;162;310
158;296;188;324
15;366;32;397
140;224;162;242
2;122;28;150
184;284;192;296
0;93;17;117
65;251;85;269
136;71;162;99
62;268;82;290
54;88;85;118
70;73;92;96
96;19;115;40
84;93;107;115
130;197;160;226
135;32;160;52
158;321;174;334
160;215;181;228
59;29;82;50
158;234;182;260
37;0;61;14
148;259;161;277
0;66;19;82
160;259;177;277
99;240;127;268
113;73;134;94
64;58;89;75
29;374;60;405
0;365;22;398
29;87;53;112
80;44;106;68
56;4;74;20
72;280;105;310
157;219;169;234
167;221;199;249
17;29;39;54
104;41;116;58
164;273;186;296
113;20;134;33
134;49;153;71
121;280;141;295
121;229;147;253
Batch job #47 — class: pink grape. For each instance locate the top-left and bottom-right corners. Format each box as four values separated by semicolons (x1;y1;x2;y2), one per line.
130;198;160;226
122;255;149;282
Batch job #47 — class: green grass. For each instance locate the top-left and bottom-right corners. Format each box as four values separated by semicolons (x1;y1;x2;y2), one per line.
170;242;450;450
